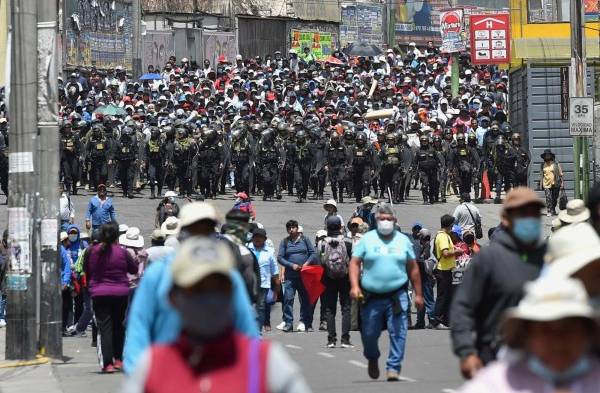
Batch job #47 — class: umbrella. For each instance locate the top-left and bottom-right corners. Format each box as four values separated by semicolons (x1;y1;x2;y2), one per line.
300;265;325;305
324;56;344;65
93;104;127;117
139;73;162;81
345;42;383;57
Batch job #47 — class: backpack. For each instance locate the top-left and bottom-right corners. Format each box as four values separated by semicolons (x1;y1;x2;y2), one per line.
320;236;349;279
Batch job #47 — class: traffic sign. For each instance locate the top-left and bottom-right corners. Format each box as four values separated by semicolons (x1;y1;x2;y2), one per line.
569;97;594;137
469;13;510;65
440;9;465;53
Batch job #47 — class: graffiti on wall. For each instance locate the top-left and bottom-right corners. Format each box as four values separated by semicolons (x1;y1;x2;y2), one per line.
142;31;174;71
64;0;132;70
203;31;237;67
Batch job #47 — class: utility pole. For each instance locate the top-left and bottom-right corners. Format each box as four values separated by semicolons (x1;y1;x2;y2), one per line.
132;0;142;78
5;0;39;360
571;0;588;199
450;0;459;98
37;0;61;358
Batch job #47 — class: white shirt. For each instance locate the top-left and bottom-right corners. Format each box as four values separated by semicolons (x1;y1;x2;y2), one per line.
453;202;481;232
60;194;75;221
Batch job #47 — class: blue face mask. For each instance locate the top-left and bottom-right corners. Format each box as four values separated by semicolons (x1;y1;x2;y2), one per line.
512;217;541;244
527;355;591;385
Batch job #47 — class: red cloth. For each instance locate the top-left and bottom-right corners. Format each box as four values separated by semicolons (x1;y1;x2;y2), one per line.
482;170;491;200
300;265;325;305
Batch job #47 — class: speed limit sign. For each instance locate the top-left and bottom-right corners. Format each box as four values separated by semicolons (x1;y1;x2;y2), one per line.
569;97;594;137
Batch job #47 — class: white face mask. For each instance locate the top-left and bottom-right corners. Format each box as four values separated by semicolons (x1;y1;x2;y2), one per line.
377;220;395;236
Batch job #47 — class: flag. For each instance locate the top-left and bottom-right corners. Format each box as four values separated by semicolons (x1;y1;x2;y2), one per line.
300;265;325;305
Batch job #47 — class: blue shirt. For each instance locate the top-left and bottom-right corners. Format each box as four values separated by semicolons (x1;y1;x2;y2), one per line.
277;235;316;278
60;245;72;287
123;253;259;375
352;230;416;294
85;196;116;228
248;243;278;289
476;127;488;147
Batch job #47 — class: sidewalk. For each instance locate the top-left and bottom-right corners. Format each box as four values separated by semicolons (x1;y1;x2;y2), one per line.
0;329;123;393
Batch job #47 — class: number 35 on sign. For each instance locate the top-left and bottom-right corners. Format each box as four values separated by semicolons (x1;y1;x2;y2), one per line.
569;97;594;137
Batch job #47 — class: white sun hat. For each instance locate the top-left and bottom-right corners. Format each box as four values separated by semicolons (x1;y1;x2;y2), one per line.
161;216;181;236
545;222;600;278
323;199;337;211
558;199;590;224
119;227;144;248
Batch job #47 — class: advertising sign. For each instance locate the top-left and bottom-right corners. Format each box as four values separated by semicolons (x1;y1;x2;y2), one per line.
569;97;594;137
290;30;333;60
340;3;384;48
440;9;465;53
469;13;510;64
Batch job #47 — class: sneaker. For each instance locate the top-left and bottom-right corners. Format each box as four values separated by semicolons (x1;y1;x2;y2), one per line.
282;324;293;333
296;322;306;332
386;370;400;381
66;325;77;336
327;341;336;348
79;330;87;338
102;364;116;374
276;322;287;330
368;359;380;379
434;323;450;330
113;360;123;371
340;340;354;348
319;320;327;331
0;319;6;328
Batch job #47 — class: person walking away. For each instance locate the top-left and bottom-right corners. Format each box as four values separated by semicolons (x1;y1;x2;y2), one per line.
0;230;8;327
248;227;279;332
451;187;546;379
60;191;75;232
85;184;116;232
453;193;482;235
314;230;328;331
349;203;423;381
413;228;435;329
320;216;353;348
277;219;317;332
123;202;259;375
119;227;147;301
85;222;138;373
145;229;174;266
432;214;463;329
60;232;73;333
459;277;600;393
121;238;312;393
538;149;562;217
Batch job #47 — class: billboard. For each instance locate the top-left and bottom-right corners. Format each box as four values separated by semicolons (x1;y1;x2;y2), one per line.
64;0;133;70
290;30;334;60
392;0;449;45
203;31;237;67
142;31;174;71
440;9;466;53
585;0;599;21
340;3;384;48
469;13;510;64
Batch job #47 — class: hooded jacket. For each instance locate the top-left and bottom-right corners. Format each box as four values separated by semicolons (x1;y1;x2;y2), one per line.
450;230;545;363
66;224;88;264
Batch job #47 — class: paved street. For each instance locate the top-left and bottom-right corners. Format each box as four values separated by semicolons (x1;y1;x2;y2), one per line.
0;187;554;392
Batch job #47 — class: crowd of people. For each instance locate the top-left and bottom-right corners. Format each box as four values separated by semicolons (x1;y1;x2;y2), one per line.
44;42;533;206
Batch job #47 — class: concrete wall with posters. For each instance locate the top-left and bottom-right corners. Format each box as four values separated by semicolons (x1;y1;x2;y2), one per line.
286;20;339;58
203;31;237;67
142;31;174;71
390;0;447;46
63;0;133;70
339;2;384;49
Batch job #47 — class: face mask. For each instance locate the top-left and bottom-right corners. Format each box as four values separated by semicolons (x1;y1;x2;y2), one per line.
377;220;395;236
68;234;78;243
512;217;541;244
527;355;591;385
175;291;233;340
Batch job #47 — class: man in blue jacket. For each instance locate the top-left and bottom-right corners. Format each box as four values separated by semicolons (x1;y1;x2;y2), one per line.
123;202;259;375
85;184;116;231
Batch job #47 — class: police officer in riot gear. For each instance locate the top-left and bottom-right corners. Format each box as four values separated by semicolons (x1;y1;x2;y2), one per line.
325;132;351;203
114;126;138;198
197;128;223;200
450;133;480;198
60;123;82;195
416;135;441;205
257;128;282;201
290;129;312;202
145;127;165;199
308;126;327;200
86;123;110;191
351;132;375;203
511;132;530;187
491;135;517;203
379;132;404;203
231;126;253;194
173;128;195;198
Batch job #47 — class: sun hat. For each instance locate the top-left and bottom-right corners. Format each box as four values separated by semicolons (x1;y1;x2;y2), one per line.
361;195;378;206
350;217;364;226
171;238;235;288
502;187;545;212
316;229;327;239
558;199;590;224
540;148;555;160
503;277;595;348
164;190;177;198
179;202;220;228
119;227;144;248
323;199;337;211
151;228;165;241
161;216;181;236
551;217;562;232
544;222;600;278
119;224;129;234
60;231;68;242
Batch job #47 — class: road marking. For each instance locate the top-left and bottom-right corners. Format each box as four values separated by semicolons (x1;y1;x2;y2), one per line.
316;352;335;358
348;360;367;368
398;376;417;382
285;344;302;350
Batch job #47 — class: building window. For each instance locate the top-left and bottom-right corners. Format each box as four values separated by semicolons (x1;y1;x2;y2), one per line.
528;0;570;23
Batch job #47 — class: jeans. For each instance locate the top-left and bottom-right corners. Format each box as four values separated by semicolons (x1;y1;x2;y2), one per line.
282;277;313;328
75;287;93;332
433;269;454;326
256;288;272;328
324;276;351;343
416;261;435;326
0;292;6;320
360;289;409;373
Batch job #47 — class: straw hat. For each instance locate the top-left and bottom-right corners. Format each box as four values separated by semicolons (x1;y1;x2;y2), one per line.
558;199;590;224
119;227;144;248
161;216;181;236
179;202;219;228
323;199;337;211
545;222;600;278
171;238;235;288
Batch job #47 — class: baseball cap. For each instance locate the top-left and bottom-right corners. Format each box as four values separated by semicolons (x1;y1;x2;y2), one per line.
171;238;235;288
502;187;545;212
179;202;220;227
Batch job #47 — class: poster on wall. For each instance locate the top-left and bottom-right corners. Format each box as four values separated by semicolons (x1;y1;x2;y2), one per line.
585;0;598;21
340;3;383;48
290;30;333;59
142;31;174;71
392;0;448;45
203;31;237;67
440;9;465;53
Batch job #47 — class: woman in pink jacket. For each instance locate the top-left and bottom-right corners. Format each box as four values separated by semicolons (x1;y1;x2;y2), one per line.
459;277;600;393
